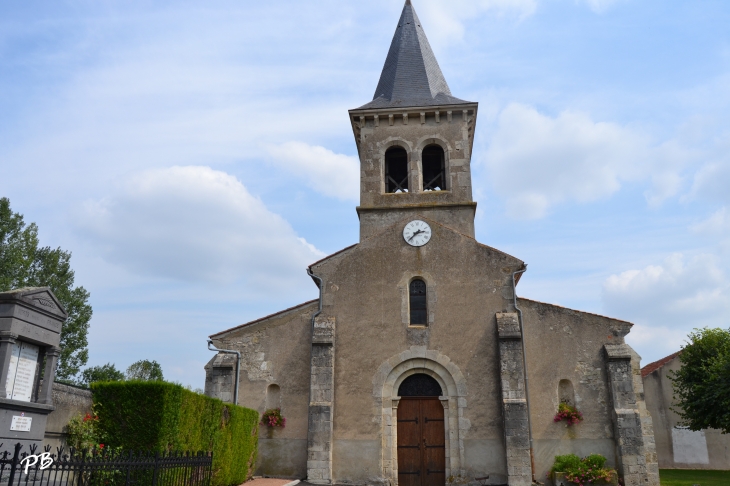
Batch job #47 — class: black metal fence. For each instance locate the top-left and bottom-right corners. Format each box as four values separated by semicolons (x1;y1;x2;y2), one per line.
0;443;213;486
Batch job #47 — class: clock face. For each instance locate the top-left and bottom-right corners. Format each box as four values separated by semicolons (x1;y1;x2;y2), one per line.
403;220;432;247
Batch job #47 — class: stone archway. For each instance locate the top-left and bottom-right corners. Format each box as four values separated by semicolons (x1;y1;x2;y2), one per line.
373;346;468;484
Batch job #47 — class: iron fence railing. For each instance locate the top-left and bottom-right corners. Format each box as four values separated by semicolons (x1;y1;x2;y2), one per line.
0;443;212;486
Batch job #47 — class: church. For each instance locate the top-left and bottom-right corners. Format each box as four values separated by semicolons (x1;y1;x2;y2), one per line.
205;2;659;485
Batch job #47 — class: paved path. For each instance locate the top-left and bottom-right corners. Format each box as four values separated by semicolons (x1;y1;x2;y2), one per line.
241;479;300;486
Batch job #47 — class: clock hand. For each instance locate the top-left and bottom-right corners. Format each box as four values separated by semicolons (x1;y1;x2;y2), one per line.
408;230;423;241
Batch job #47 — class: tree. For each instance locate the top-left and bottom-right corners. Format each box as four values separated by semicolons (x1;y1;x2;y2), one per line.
0;198;92;380
126;359;164;381
80;363;125;386
670;327;730;434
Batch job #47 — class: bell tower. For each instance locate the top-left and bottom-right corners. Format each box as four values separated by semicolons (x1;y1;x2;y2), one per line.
349;0;478;241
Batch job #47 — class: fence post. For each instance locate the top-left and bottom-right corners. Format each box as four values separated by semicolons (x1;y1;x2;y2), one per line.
77;449;88;486
8;443;21;486
124;451;132;486
207;451;213;486
151;452;160;486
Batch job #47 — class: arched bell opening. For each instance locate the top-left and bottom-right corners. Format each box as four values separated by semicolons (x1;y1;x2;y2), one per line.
385;146;409;193
421;145;446;191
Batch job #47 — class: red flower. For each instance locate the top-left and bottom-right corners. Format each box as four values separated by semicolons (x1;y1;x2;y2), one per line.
99;444;105;449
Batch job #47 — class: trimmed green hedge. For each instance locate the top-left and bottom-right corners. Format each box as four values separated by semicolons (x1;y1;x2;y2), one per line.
91;381;258;486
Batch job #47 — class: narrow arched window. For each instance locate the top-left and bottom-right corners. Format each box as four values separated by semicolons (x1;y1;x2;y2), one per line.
422;145;445;191
266;384;281;409
409;279;427;325
385;146;409;193
558;379;575;406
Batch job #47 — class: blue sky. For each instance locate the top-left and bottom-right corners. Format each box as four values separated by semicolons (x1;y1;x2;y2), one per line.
2;0;730;387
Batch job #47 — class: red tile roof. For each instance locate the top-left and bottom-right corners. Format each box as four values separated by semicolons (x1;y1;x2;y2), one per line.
641;351;681;378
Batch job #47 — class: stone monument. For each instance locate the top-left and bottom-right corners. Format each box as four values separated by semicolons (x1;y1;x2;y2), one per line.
0;288;65;451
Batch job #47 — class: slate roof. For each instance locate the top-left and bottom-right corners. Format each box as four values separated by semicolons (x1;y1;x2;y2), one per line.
355;0;472;110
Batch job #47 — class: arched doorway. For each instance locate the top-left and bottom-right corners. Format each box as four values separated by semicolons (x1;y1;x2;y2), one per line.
397;374;445;486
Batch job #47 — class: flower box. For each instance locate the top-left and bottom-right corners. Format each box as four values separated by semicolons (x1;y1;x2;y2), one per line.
551;471;619;486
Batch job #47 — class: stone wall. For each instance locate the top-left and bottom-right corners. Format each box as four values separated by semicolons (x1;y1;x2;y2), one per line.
519;298;634;483
44;382;93;451
642;353;730;470
207;300;317;479
204;353;235;403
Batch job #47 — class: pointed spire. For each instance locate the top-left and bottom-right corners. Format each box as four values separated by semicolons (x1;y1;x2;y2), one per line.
357;0;469;110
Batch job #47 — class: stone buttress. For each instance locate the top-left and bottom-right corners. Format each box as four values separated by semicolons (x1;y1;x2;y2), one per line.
307;316;336;484
604;344;660;486
496;312;532;486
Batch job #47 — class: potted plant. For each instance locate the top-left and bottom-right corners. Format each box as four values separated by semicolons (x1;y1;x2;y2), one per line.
554;402;583;425
549;454;618;486
261;408;286;428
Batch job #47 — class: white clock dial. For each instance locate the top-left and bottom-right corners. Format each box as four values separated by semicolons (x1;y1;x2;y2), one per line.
403;220;432;247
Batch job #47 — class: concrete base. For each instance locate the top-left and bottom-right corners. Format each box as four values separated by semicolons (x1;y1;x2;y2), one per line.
0;398;54;454
332;440;381;484
257;438;307;478
463;439;508;485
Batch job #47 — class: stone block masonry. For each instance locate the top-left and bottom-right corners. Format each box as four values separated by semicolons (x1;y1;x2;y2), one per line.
496;312;532;486
307;316;335;484
604;344;660;486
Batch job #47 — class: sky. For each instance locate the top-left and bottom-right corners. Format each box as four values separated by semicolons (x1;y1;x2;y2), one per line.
1;0;730;388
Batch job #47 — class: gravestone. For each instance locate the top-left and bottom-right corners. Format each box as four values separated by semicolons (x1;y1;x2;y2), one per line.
0;288;65;451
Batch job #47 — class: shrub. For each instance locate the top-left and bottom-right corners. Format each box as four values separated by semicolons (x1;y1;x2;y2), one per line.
66;412;101;450
551;454;582;473
550;453;616;484
91;381;258;486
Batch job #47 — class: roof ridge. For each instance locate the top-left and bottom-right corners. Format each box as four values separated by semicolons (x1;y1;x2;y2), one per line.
209;299;318;338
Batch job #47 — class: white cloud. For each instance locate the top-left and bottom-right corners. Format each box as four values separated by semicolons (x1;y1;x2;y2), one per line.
267;142;360;202
416;0;538;43
624;324;688;362
76;166;324;287
688;160;730;205
576;0;626;14
691;207;730;235
602;253;730;329
485;104;687;219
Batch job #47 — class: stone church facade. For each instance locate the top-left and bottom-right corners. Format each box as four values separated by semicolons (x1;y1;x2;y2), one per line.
205;2;659;485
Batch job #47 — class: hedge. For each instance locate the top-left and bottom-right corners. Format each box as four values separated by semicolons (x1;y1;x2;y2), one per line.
91;381;258;486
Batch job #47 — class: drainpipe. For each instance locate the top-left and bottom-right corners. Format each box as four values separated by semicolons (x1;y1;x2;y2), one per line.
307;267;324;331
207;340;240;406
306;267;324;407
512;265;536;483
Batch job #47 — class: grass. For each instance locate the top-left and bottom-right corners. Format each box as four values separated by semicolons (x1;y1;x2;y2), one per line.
660;469;730;486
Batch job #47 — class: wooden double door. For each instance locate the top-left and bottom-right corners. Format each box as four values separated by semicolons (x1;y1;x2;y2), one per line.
397;397;446;486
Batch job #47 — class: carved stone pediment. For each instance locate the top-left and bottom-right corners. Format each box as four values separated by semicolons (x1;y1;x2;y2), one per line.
0;287;68;320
